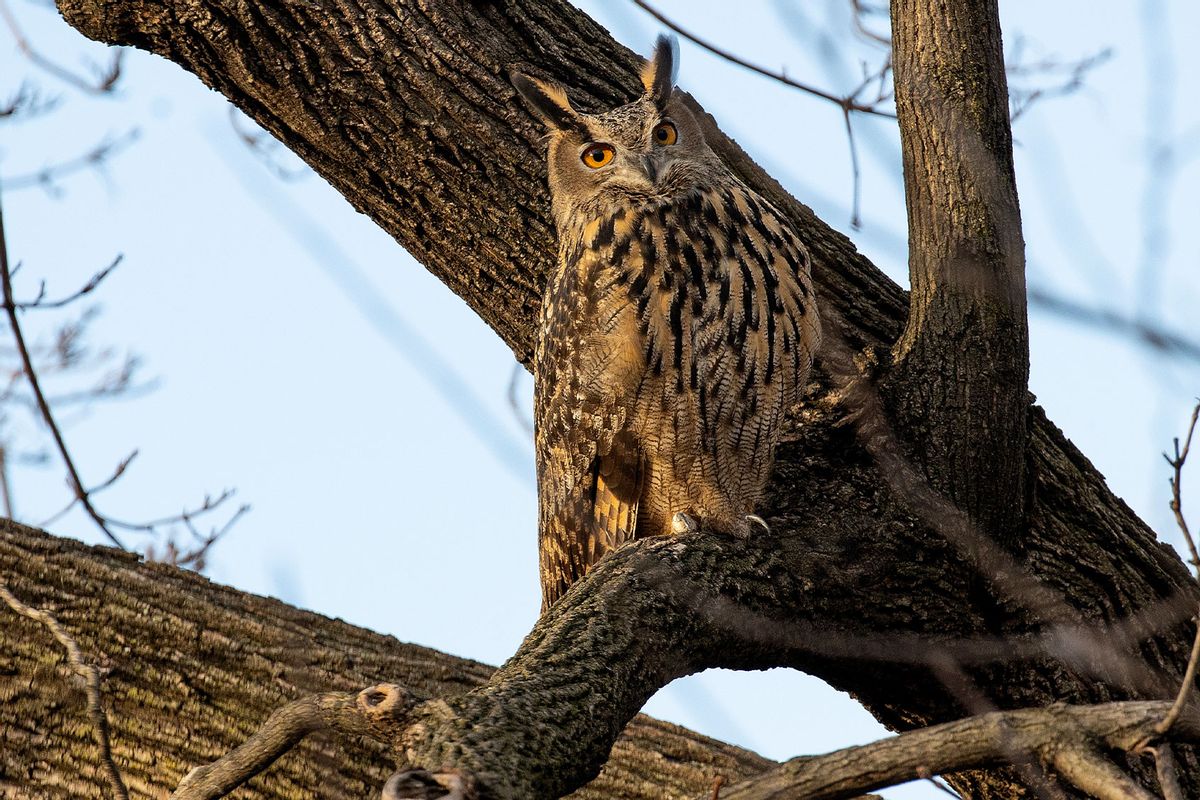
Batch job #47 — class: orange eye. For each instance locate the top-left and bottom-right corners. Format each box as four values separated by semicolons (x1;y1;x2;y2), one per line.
581;143;616;169
652;121;678;146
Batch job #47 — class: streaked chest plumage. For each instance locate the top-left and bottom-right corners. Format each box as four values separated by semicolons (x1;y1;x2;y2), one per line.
535;183;819;545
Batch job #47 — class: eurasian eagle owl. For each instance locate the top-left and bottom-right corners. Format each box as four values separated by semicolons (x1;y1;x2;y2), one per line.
513;37;821;609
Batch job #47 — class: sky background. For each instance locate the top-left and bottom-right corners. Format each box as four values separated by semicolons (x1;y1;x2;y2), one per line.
2;2;1200;798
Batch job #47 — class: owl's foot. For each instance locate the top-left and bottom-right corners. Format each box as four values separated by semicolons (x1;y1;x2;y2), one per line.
671;512;699;534
745;514;771;535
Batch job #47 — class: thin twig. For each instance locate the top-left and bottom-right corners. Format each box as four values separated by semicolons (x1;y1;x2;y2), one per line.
506;361;533;436
849;0;891;47
227;108;310;182
0;577;129;800
105;488;239;533
36;450;138;529
1160;623;1200;737
12;256;122;310
0;444;11;518
1166;402;1199;565
0;191;124;548
842;107;862;230
929;657;1065;800
1029;288;1200;363
1007;46;1113;122
1157;401;1200;737
0;0;122;95
150;501;251;571
0;82;60;119
915;767;963;799
631;0;894;118
2;131;140;193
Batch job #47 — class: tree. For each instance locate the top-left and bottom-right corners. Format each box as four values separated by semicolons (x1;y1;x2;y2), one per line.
3;0;1198;798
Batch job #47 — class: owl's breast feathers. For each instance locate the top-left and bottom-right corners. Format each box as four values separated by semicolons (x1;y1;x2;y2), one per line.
534;184;820;608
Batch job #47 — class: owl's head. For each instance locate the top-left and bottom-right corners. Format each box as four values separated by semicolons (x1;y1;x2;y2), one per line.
513;36;724;230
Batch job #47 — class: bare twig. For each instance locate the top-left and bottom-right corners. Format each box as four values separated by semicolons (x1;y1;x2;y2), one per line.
915;768;962;799
0;577;129;800
11;256;122;311
0;191;124;548
1156;401;1200;737
1029;288;1200;363
37;450;139;529
228;108;310;181
0;0;122;95
145;499;251;571
0;443;12;518
1007;44;1113;122
106;488;240;533
631;0;895;118
1159;623;1200;735
929;658;1065;800
0;200;245;560
506;361;533;436
849;0;891;47
1166;402;1199;566
2;130;140;193
841;107;862;229
0;82;60;119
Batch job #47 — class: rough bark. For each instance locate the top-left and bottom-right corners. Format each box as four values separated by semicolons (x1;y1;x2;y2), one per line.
888;0;1029;542
24;0;1200;797
0;519;770;799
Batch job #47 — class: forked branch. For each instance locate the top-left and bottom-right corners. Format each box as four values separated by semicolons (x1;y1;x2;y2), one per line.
720;702;1200;800
172;684;421;800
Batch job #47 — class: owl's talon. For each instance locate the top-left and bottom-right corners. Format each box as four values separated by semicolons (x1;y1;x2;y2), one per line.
745;514;771;534
671;512;699;534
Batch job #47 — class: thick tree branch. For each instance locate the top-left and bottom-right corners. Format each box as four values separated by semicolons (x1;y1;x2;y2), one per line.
887;0;1029;541
0;519;770;799
160;515;1200;800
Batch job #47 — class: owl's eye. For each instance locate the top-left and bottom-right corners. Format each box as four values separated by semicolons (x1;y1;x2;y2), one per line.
652;121;678;146
581;143;616;169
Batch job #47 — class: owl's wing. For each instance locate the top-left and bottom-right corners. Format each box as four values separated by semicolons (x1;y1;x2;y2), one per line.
535;239;646;610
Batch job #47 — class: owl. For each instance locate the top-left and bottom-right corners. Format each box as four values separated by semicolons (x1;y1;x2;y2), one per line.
514;37;821;610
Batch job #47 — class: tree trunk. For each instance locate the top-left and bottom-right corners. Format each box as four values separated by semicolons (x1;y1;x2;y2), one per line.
18;0;1197;797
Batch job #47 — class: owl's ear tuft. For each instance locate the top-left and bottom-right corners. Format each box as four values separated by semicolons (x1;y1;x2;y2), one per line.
511;71;580;132
640;35;679;109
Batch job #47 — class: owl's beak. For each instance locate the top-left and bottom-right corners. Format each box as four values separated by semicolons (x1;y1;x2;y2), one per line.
640;154;661;185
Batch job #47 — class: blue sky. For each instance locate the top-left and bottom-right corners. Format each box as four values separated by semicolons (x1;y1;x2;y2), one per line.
2;2;1199;798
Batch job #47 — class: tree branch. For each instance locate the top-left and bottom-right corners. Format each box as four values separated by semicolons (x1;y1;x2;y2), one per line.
721;702;1200;800
0;519;773;800
629;0;894;118
886;0;1029;542
0;189;125;548
172;684;420;800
